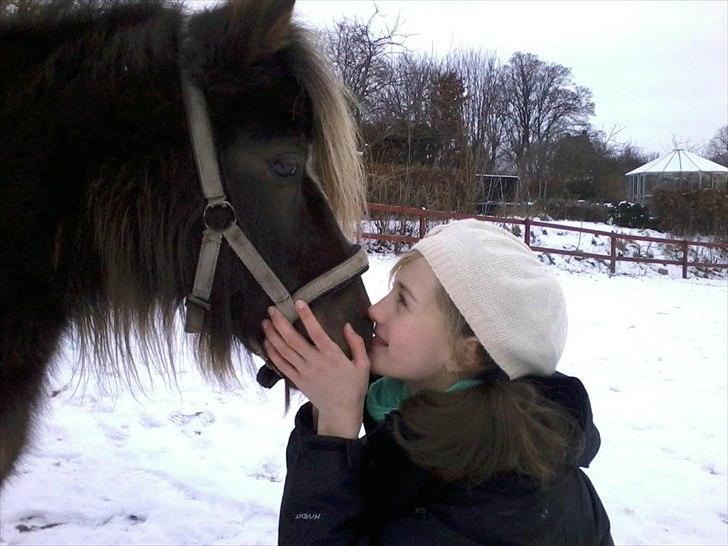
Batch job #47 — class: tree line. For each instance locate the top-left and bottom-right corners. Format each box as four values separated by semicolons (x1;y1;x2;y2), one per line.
319;11;725;211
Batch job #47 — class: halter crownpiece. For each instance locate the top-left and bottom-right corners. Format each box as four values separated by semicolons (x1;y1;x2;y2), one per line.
179;69;369;386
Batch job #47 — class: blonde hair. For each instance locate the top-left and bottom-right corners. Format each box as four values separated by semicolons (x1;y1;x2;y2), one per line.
287;28;366;240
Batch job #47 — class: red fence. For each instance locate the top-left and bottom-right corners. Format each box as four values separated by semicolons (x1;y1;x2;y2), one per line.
360;203;728;279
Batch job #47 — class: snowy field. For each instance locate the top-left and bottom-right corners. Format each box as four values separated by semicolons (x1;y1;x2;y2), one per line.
364;216;728;280
0;250;726;545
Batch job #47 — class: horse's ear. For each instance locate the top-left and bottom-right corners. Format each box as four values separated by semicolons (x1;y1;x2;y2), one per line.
185;0;297;73
229;0;296;58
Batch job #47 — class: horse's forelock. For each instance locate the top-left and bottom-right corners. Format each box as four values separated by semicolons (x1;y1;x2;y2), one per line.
287;30;367;240
185;3;366;239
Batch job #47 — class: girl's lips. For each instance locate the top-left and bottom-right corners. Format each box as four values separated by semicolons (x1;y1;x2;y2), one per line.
373;334;388;347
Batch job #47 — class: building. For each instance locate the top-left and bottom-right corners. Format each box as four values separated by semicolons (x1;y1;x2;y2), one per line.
475;173;519;214
625;149;728;204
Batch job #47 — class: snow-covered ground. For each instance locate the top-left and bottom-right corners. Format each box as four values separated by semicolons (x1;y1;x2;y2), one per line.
527;218;727;280
1;251;726;545
363;217;728;280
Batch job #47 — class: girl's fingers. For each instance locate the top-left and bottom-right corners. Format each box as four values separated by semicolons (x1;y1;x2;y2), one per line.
295;300;338;354
262;319;307;369
263;339;301;383
266;307;318;363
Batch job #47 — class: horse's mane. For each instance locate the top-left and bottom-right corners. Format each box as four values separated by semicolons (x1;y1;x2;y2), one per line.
1;0;365;391
287;30;366;239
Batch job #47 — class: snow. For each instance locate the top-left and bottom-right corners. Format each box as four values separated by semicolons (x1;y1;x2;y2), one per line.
1;249;727;545
363;217;728;280
528;218;727;279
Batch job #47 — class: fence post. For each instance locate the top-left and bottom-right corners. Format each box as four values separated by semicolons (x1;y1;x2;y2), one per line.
419;212;427;241
524;218;531;247
682;241;689;279
610;235;616;276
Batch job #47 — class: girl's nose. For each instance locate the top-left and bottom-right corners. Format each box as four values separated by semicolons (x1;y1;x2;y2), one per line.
367;299;383;323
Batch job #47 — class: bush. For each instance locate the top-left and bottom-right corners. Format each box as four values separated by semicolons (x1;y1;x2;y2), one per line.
609;201;659;230
366;163;475;213
530;198;610;223
650;188;728;239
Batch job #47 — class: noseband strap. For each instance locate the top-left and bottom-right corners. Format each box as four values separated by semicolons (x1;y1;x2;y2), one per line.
180;71;368;367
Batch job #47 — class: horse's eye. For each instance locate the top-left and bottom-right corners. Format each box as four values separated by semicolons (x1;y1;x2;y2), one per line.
271;158;299;178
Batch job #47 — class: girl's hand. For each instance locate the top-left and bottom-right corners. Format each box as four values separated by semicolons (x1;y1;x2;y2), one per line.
262;300;370;439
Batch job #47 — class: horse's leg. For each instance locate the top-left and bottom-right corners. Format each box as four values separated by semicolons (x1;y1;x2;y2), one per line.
0;296;64;486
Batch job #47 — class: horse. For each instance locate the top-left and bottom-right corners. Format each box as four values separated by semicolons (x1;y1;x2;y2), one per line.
0;0;374;487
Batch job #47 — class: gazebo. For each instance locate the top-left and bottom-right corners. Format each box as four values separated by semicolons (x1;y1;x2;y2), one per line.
625;149;728;204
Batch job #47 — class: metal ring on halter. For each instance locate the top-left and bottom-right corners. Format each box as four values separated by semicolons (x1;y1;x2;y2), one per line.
203;200;237;231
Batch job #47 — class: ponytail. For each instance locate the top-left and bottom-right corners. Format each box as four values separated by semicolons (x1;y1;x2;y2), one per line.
393;370;582;486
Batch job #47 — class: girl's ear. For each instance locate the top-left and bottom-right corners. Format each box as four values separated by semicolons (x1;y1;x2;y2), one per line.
450;336;483;373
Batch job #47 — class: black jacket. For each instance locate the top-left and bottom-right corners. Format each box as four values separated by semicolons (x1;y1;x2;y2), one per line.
279;373;613;545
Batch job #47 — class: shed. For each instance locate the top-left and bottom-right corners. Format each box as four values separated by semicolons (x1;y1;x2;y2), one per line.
475;173;519;213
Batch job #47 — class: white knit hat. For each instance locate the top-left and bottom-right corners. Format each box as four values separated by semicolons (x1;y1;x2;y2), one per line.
412;219;567;379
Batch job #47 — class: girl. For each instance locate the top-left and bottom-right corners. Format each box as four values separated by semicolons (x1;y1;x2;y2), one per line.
262;219;613;545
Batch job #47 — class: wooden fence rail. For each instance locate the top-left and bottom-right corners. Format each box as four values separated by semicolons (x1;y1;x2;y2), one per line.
360;202;728;279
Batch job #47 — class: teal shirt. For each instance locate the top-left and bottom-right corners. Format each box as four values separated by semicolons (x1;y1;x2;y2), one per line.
366;376;484;423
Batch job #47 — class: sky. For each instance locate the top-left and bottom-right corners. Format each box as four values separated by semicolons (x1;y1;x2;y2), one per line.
293;0;728;156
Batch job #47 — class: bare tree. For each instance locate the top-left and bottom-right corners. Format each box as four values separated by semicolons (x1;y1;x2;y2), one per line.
668;133;704;153
321;7;407;126
361;54;476;211
446;49;506;174
376;54;435;125
320;14;605;210
368;53;441;164
500;52;594;199
705;125;728;167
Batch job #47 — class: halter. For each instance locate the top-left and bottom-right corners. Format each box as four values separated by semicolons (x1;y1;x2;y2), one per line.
179;70;369;387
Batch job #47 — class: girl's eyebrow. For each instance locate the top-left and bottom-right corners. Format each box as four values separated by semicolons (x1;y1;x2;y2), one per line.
394;279;417;303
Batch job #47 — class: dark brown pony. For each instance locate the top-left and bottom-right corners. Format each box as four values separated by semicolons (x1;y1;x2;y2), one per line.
0;0;373;486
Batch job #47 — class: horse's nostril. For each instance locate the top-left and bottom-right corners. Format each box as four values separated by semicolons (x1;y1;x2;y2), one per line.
352;318;375;345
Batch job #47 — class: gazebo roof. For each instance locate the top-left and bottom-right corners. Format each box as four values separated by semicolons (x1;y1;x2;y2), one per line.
626;149;728;176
